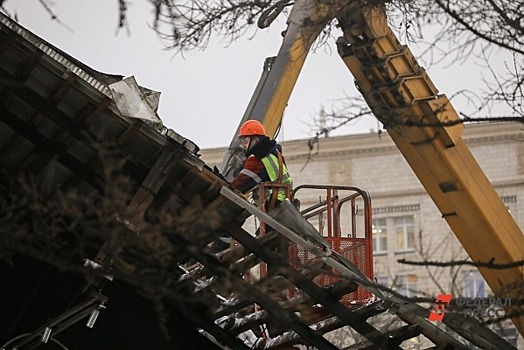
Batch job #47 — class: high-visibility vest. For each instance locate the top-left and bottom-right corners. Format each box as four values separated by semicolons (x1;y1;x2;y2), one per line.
260;152;293;203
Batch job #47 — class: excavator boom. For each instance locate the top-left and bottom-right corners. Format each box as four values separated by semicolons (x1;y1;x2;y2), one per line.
220;0;353;178
337;6;524;334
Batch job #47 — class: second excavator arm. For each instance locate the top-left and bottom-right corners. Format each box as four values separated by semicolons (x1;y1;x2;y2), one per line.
220;0;350;179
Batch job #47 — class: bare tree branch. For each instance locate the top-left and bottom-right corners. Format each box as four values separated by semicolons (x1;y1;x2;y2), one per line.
398;257;524;269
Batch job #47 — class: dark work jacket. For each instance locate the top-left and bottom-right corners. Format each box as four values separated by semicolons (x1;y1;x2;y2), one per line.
230;136;284;194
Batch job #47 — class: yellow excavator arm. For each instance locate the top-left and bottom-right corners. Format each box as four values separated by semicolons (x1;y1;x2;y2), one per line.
220;0;362;178
219;0;333;178
221;0;524;336
337;6;524;334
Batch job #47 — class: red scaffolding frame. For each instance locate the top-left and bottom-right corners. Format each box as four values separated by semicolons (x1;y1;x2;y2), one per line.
256;183;374;305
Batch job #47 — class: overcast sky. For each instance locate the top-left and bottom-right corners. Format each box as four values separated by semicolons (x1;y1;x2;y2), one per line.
2;1;507;149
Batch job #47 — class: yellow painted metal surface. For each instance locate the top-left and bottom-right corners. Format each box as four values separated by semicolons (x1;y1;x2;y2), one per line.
248;1;335;139
339;6;524;335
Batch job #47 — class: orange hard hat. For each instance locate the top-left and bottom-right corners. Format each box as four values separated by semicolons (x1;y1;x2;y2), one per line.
239;120;266;137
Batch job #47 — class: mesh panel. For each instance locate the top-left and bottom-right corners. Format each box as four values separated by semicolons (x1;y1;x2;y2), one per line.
295;237;373;305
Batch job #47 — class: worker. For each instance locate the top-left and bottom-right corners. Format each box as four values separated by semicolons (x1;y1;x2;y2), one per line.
230;119;293;209
210;120;293;254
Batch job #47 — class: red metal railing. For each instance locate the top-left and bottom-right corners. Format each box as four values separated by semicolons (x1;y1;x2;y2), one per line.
255;183;374;306
292;185;374;305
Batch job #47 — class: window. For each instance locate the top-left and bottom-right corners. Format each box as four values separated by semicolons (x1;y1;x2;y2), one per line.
372;218;387;254
395;216;415;251
396;274;418;298
463;270;486;298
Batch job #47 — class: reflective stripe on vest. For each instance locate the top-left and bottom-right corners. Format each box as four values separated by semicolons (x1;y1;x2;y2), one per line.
238;167;263;183
260;153;293;202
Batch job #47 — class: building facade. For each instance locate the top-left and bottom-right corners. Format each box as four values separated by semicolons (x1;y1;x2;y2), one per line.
200;122;524;347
